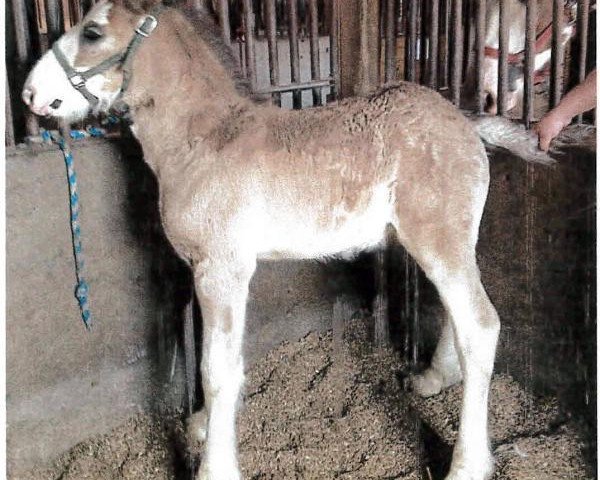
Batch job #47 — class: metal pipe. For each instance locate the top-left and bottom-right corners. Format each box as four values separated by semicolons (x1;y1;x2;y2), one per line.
420;0;428;84
405;0;417;82
438;0;450;88
287;0;302;109
265;0;281;106
330;0;339;99
497;0;509;115
12;0;39;137
523;0;536;127
256;78;332;94
45;0;63;44
550;0;564;108
217;0;231;46
242;0;257;91
308;0;322;106
475;0;485;113
451;0;463;105
576;0;590;123
12;0;32;69
428;0;439;89
384;0;396;83
6;76;15;147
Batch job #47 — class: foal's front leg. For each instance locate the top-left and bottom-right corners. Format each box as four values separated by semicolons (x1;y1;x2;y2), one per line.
194;257;256;480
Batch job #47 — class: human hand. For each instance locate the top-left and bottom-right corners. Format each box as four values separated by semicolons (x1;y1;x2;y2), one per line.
534;110;570;152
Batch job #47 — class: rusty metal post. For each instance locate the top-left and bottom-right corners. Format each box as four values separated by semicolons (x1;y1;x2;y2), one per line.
475;0;486;113
450;0;463;105
497;0;509;115
575;0;590;124
384;0;397;83
217;0;232;46
550;0;564;108
523;0;537;127
265;0;281;106
287;0;302;108
308;0;322;106
242;0;257;91
12;0;39;137
428;0;439;89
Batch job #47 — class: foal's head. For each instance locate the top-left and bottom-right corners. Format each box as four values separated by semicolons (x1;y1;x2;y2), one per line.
22;0;162;121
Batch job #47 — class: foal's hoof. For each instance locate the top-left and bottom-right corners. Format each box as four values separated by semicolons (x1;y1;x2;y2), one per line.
411;368;444;397
196;464;241;480
445;456;495;480
187;408;208;446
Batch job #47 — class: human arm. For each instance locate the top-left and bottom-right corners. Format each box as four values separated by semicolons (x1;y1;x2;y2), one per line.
535;69;597;151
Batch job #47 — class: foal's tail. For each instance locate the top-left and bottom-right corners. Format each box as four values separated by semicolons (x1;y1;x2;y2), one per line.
470;116;556;166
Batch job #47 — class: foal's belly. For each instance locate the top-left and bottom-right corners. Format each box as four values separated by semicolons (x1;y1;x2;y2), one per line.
257;182;395;261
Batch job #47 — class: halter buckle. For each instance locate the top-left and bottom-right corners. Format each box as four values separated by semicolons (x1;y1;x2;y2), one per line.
69;74;86;88
136;15;158;37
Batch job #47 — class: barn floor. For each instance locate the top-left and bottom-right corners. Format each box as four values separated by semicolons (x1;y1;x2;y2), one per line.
14;316;591;480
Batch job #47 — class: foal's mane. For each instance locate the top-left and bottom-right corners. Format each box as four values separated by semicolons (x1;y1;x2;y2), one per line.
119;0;258;101
182;5;258;101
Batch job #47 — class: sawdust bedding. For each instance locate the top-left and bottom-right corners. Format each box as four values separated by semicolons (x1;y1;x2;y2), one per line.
16;317;591;480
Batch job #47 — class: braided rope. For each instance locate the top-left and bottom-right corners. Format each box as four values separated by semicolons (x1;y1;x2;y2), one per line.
42;129;92;329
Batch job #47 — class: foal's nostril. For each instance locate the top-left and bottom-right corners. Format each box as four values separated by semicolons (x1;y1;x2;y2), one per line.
50;99;63;109
22;86;34;106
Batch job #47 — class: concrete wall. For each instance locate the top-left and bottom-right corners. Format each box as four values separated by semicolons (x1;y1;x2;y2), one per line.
7;134;596;474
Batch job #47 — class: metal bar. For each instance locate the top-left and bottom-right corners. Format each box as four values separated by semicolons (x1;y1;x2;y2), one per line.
242;0;257;90
12;0;40;137
6;76;16;147
576;0;590;123
420;0;428;84
217;0;231;46
523;0;536;127
428;0;439;89
265;0;281;106
385;0;397;83
549;0;564;109
330;0;339;100
374;247;390;348
308;0;322;106
497;0;509;115
411;259;419;367
183;297;197;415
475;0;485;113
12;0;32;70
287;0;302;108
45;0;63;44
438;0;450;88
405;0;418;82
451;0;463;105
256;78;333;94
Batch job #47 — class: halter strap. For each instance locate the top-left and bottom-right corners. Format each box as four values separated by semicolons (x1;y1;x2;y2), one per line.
52;4;164;109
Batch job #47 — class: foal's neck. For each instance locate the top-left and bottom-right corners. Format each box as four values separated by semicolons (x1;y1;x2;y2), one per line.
124;8;255;175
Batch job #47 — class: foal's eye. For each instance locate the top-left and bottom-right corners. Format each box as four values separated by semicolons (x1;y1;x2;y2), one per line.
82;23;104;41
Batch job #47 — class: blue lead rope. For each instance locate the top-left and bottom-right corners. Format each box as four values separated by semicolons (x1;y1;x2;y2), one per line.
42;129;92;329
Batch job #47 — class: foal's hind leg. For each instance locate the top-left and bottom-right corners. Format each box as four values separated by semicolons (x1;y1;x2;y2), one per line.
428;261;499;480
412;311;462;397
193;254;256;480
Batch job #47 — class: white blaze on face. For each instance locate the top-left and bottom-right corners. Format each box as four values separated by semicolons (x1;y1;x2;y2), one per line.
21;1;121;121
